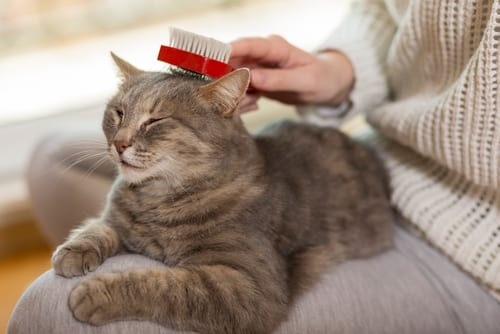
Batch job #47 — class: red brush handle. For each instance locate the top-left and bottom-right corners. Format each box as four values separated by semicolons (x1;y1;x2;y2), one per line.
157;45;233;79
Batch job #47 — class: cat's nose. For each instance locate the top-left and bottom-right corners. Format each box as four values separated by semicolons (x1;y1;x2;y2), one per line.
113;139;131;154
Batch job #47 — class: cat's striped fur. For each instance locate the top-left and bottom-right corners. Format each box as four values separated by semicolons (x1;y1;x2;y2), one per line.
52;54;394;334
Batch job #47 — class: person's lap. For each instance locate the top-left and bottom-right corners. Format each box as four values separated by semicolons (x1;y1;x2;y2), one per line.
11;133;500;333
8;226;500;334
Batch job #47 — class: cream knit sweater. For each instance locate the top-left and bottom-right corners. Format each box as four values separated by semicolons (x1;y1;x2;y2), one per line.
303;0;500;301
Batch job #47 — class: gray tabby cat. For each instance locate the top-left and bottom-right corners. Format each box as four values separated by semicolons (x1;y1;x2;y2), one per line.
52;53;394;334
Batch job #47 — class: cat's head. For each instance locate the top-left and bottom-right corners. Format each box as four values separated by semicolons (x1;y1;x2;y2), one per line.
103;53;251;185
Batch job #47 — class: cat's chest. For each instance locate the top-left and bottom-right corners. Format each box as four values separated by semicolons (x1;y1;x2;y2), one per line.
120;222;193;266
108;195;179;262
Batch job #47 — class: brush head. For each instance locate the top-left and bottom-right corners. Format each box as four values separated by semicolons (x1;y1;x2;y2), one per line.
169;27;231;63
158;27;234;79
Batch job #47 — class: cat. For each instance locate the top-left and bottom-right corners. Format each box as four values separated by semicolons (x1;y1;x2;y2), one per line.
51;52;394;334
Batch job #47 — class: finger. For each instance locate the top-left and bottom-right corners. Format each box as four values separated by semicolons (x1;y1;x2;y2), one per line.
250;66;315;93
230;37;270;58
261;91;306;105
230;36;296;67
228;58;261;70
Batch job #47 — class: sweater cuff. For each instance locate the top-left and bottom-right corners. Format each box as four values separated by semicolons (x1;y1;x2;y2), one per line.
298;101;351;127
325;43;389;117
299;0;396;125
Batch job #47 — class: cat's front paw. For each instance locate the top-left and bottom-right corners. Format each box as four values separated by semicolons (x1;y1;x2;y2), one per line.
69;273;124;325
52;242;101;278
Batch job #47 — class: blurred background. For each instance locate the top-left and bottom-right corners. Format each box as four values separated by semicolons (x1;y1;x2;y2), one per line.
0;0;351;330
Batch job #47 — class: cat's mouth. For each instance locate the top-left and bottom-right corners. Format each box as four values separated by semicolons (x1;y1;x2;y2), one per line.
119;159;144;170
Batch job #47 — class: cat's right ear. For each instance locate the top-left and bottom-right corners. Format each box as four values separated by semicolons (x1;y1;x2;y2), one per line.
110;52;142;80
199;68;251;117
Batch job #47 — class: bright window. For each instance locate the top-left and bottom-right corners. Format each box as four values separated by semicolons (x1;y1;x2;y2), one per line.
0;0;350;125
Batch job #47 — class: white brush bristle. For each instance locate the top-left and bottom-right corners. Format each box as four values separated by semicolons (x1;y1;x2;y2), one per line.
169;27;231;63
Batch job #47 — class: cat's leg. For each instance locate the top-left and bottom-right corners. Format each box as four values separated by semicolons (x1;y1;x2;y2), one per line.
288;244;347;300
8;254;180;334
52;218;121;277
68;264;288;334
351;196;394;258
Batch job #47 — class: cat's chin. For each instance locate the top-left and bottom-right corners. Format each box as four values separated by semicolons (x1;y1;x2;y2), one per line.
118;162;149;184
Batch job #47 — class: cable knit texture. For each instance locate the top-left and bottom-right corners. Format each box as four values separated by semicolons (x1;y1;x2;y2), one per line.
303;0;500;301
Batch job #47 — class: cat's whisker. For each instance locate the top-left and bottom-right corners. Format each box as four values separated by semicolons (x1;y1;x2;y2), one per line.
134;153;151;158
65;141;107;147
133;151;152;157
62;140;108;151
81;155;111;180
58;150;108;167
59;151;109;176
57;149;108;166
71;138;107;144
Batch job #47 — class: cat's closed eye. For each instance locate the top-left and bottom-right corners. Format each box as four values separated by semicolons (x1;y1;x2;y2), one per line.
142;118;167;130
114;109;124;123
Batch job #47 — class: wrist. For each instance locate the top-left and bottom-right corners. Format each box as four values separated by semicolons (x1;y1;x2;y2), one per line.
315;50;355;107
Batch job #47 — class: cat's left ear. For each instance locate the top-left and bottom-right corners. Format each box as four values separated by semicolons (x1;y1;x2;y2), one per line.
200;68;250;117
110;52;143;80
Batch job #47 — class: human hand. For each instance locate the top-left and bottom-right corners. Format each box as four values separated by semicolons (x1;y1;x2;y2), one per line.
230;35;354;112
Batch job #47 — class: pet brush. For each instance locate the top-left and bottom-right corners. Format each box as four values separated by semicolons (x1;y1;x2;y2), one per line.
157;27;234;79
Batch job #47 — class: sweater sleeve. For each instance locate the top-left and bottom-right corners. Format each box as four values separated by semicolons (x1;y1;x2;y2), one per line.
299;0;397;126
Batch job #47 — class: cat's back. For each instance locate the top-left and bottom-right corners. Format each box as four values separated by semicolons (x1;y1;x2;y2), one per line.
254;119;390;211
254;120;393;259
254;120;377;176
